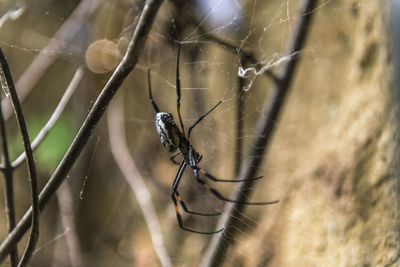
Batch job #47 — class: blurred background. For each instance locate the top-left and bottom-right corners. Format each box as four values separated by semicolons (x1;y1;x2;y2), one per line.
0;0;398;266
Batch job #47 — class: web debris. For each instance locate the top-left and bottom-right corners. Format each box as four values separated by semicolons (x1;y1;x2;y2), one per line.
238;51;301;91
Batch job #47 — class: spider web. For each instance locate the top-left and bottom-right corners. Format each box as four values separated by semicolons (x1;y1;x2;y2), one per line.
0;0;373;266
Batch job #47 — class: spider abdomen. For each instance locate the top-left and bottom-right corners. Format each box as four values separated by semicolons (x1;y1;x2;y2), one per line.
155;112;180;152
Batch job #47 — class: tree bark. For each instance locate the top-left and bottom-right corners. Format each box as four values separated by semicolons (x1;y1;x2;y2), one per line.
231;1;399;266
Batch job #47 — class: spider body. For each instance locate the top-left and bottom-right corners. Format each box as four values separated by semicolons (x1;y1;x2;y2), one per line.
155;112;200;163
147;44;278;235
155;112;180;153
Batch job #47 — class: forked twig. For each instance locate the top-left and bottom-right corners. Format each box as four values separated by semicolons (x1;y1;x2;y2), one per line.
201;0;317;265
0;0;164;263
107;94;172;267
0;48;40;267
0;67;83;267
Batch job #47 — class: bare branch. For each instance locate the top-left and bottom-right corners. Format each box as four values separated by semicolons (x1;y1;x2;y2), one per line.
0;47;40;267
192;32;277;82
1;0;101;120
0;0;164;263
234;54;247;177
107;94;172;267
0;82;18;266
201;0;317;265
11;67;84;168
55;181;83;267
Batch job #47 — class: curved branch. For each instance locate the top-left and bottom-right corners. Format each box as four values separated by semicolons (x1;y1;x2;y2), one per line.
0;47;40;267
201;0;318;266
0;0;164;263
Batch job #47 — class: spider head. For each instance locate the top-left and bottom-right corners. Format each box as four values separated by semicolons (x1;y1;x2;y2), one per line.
155;112;180;152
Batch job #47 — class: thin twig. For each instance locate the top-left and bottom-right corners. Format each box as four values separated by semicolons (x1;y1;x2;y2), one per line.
196;31;277;81
234;54;247;177
0;89;18;265
55;181;83;267
201;0;317;266
10;67;84;168
0;47;40;267
107;94;172;267
186;19;279;83
0;0;164;263
0;0;101;120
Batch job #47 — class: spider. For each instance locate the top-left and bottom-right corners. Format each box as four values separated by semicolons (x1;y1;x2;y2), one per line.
148;44;278;234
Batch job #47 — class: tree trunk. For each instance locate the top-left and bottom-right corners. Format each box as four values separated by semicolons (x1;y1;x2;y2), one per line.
233;1;399;266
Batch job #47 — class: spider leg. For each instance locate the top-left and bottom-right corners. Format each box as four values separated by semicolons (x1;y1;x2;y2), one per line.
175;43;186;137
172;161;221;216
194;167;264;183
188;101;222;139
169;152;181;165
188;147;279;205
171;152;203;165
147;68;160;113
174;191;221;216
171;161;224;234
